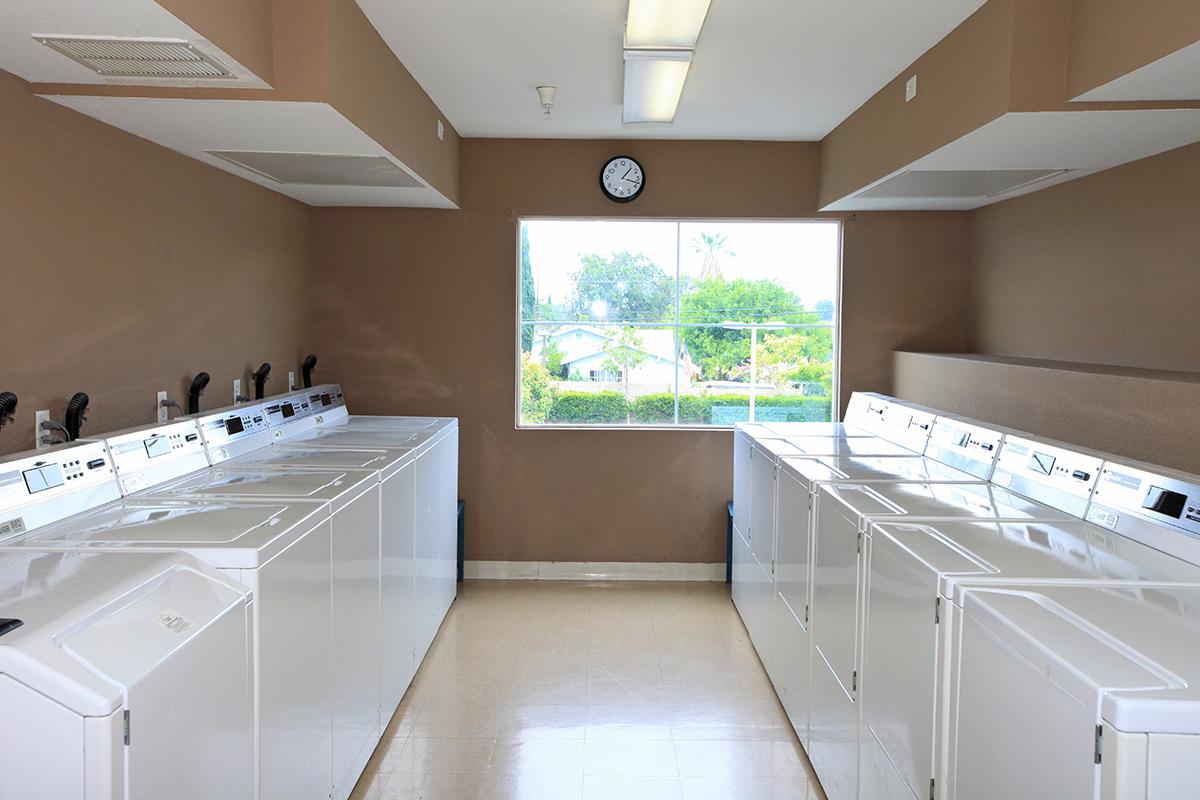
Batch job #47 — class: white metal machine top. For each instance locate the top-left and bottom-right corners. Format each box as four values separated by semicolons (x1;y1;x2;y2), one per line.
0;442;119;537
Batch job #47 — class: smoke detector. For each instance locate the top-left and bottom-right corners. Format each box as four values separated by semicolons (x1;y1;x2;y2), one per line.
33;35;233;80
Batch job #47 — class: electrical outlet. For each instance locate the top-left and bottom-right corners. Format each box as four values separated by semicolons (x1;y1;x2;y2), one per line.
157;391;169;423
233;379;242;404
288;371;297;391
905;74;917;102
35;410;50;450
437;119;445;141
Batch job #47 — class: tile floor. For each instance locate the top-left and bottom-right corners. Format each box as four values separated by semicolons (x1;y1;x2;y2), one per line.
351;580;826;800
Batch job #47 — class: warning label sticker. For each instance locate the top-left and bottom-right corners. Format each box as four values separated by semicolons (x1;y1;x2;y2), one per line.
154;610;195;636
0;518;26;538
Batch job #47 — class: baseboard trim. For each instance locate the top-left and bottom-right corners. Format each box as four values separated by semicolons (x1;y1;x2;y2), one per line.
463;560;725;582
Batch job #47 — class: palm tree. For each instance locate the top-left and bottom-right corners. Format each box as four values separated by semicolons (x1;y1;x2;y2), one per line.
691;232;734;281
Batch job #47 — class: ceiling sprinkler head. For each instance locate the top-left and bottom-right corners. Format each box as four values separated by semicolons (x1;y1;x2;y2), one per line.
536;85;557;119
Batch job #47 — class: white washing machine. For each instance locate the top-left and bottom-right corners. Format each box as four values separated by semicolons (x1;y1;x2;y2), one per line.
263;390;459;671
2;430;338;800
807;438;1104;800
132;417;382;800
0;443;257;800
947;582;1200;800
769;452;985;749
921;414;1021;480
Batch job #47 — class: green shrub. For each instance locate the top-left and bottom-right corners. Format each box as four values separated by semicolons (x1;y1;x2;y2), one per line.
628;392;831;425
631;393;710;424
547;391;629;424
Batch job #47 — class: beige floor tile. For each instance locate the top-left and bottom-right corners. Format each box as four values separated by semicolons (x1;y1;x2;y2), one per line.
478;773;584;800
679;775;821;800
378;772;487;800
496;705;588;740
389;736;497;774
489;738;586;774
583;739;679;776
582;775;685;800
584;704;675;741
674;739;811;778
411;704;508;738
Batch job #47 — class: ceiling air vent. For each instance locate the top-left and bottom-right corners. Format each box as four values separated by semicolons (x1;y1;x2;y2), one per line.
205;151;425;188
857;169;1069;200
33;35;232;79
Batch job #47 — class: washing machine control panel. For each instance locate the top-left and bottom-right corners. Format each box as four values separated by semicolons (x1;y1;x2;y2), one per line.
196;404;272;464
992;436;1104;516
105;420;209;494
307;385;348;425
925;417;1005;479
1090;464;1200;538
0;442;119;537
877;406;935;452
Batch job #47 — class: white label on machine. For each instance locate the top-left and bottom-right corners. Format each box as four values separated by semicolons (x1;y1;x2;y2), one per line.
154;610;195;636
0;517;26;538
1088;507;1120;530
993;472;1013;487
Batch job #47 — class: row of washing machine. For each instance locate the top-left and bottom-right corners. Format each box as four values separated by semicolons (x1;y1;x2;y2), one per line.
0;384;459;800
731;392;1200;800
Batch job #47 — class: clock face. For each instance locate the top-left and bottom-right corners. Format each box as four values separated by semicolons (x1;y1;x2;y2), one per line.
600;156;644;203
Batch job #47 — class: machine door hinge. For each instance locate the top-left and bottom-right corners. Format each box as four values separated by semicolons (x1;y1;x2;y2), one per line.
123;709;130;745
804;604;810;625
1094;724;1103;764
929;778;936;800
852;670;858;693
934;597;941;624
857;530;863;555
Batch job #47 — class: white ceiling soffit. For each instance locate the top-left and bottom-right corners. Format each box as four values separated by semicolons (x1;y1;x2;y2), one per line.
40;96;457;208
0;0;269;88
354;0;987;140
1073;40;1200;102
824;109;1200;210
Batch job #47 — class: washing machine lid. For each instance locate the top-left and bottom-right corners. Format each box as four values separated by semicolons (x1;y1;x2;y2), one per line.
150;468;375;513
787;436;916;458
228;444;399;475
0;549;249;716
960;584;1200;734
757;422;873;438
4;499;326;568
335;415;456;433
874;519;1200;600
750;437;808;462
819;481;1076;524
283;426;444;455
780;454;979;485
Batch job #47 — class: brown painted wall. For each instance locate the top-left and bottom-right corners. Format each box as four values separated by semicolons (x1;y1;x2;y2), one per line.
311;139;970;563
969;142;1200;370
1066;0;1200;98
158;0;276;85
0;69;311;454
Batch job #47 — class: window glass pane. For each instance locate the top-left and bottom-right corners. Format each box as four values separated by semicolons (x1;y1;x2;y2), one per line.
519;220;839;428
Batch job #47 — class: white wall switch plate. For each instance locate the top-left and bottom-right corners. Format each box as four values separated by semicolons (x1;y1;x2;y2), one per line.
437;119;445;141
156;391;169;423
905;74;917;102
233;379;242;404
288;371;297;391
35;409;50;450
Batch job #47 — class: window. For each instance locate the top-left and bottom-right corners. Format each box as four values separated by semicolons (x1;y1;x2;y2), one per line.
518;219;840;428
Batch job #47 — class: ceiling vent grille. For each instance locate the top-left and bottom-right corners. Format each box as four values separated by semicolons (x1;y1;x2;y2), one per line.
205;151;425;188
33;35;232;79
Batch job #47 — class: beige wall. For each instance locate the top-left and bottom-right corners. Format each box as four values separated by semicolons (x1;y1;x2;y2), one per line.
893;142;1200;468
0;69;312;454
1066;0;1200;98
311;139;970;563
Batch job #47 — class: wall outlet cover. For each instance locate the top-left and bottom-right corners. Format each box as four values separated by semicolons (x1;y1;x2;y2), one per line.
905;74;918;102
35;410;50;450
156;391;169;423
288;371;297;391
437;119;445;141
233;379;242;404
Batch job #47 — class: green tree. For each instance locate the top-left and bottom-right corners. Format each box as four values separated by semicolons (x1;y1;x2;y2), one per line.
601;325;649;417
758;330;834;395
691;232;734;281
679;278;817;380
569;252;672;322
542;338;565;378
520;226;536;350
519;354;556;423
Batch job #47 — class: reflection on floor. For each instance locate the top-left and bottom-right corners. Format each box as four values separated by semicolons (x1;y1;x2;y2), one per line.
351;579;826;800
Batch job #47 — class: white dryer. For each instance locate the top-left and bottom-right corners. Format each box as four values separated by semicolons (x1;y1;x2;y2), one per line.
807;438;1104;800
769;453;985;748
947;583;1200;800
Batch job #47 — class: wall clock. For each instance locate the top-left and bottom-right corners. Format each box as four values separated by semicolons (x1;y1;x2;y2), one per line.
600;156;645;203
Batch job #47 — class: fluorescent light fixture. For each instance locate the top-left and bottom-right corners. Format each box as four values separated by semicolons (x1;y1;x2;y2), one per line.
623;50;692;124
625;0;712;49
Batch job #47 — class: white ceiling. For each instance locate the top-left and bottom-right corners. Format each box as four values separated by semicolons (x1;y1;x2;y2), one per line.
355;0;988;140
42;96;458;208
825;109;1200;210
1073;41;1200;102
0;0;268;88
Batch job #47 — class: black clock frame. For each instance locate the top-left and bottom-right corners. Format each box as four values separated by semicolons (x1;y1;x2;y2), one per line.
599;155;645;204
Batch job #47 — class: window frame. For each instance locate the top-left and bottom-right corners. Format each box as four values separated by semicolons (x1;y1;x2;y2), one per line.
514;216;844;431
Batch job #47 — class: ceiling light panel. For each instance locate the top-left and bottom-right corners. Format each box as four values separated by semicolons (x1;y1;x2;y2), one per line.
625;0;712;49
623;50;692;123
